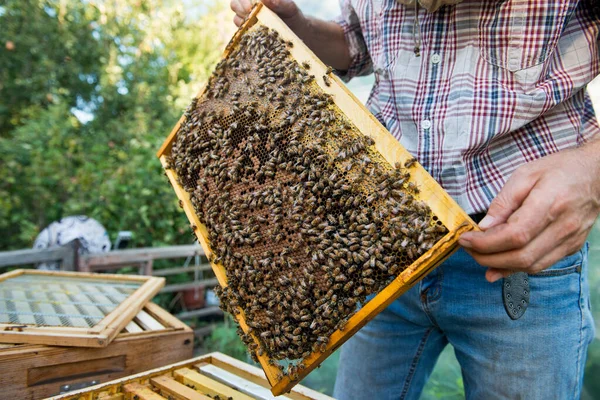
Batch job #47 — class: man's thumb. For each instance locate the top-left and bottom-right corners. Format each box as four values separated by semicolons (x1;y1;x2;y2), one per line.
479;170;534;230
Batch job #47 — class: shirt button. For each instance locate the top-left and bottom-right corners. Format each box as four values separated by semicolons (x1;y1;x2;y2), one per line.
431;53;441;64
421;119;432;130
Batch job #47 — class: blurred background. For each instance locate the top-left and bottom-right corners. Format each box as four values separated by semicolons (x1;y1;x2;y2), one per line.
0;1;598;398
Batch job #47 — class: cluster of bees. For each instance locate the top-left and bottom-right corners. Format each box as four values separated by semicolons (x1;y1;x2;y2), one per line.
169;25;447;375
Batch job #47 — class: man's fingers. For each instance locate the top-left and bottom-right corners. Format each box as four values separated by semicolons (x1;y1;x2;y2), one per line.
460;187;555;254
230;0;252;18
240;0;253;10
233;14;244;27
477;167;538;230
485;268;512;283
465;215;573;271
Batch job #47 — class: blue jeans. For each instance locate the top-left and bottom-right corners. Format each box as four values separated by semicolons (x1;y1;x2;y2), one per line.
334;245;595;400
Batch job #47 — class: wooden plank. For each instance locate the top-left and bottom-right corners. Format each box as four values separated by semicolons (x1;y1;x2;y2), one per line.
86;276;165;341
197;363;292;400
150;375;212;400
175;307;222;320
174;368;254;400
0;269;153;282
143;302;189;331
153;265;212;277
0;243;73;268
0;268;24;281
124;320;144;333
135;310;165;331
82;245;204;268
160;279;218;294
123;383;166;400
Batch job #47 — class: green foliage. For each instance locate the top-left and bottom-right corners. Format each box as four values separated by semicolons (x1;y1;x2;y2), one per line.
204;318;249;363
421;347;464;399
301;350;341;394
0;0;230;250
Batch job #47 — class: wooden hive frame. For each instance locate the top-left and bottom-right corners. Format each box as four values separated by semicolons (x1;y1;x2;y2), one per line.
0;269;165;348
0;302;194;400
157;3;477;395
47;352;333;400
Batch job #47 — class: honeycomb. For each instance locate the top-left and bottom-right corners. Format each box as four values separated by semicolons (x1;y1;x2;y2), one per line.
168;24;448;377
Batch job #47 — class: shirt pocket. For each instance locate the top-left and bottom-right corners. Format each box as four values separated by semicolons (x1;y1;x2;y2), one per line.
477;0;574;72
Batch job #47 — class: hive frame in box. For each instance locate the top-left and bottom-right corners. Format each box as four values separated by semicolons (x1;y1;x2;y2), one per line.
0;302;193;400
47;352;333;400
157;3;477;395
0;269;165;348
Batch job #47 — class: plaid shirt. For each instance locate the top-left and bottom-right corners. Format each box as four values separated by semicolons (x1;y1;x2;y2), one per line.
336;0;600;214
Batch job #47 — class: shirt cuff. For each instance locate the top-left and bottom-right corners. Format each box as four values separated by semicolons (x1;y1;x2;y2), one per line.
333;14;373;82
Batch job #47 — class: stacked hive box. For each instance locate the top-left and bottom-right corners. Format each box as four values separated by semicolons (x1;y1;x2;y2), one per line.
47;352;333;400
0;270;194;399
158;3;476;395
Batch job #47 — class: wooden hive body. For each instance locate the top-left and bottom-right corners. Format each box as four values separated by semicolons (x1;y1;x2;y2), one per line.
47;352;333;400
157;3;477;395
0;303;193;400
0;270;164;348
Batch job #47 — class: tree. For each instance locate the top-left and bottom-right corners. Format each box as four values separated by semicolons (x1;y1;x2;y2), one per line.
0;0;231;250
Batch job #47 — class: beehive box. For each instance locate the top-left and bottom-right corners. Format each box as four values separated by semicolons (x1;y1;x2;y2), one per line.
47;352;333;400
0;302;193;400
157;3;477;395
0;269;164;347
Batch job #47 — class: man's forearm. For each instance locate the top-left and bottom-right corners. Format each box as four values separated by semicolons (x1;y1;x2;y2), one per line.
284;14;352;71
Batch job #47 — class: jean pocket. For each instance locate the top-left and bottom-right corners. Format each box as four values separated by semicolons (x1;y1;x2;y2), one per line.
529;245;585;278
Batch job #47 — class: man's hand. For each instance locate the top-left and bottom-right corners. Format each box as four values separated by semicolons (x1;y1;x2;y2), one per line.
230;0;300;27
459;139;600;283
229;0;352;71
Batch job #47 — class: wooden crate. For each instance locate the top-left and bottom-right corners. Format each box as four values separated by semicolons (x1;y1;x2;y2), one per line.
47;352;333;400
0;269;164;348
0;302;193;400
157;3;477;395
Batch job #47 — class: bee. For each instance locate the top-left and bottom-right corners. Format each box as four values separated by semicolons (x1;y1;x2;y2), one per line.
323;74;332;87
405;157;418;168
407;182;420;194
